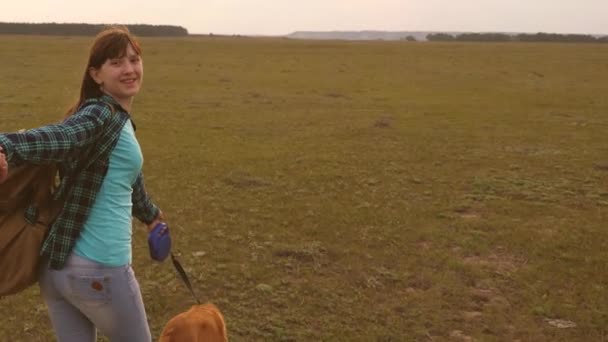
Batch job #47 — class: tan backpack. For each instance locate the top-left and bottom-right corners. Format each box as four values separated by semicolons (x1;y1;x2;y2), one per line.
0;163;58;296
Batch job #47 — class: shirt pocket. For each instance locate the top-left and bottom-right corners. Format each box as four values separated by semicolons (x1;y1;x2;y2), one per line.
68;274;112;305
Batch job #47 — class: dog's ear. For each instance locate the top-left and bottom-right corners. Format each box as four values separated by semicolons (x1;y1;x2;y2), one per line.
200;304;228;342
206;304;227;341
215;310;228;341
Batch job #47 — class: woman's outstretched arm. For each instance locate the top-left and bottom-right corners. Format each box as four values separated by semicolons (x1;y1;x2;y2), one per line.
0;103;111;166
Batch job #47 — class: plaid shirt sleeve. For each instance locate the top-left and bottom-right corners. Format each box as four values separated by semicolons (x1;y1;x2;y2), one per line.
0;105;110;165
132;171;160;224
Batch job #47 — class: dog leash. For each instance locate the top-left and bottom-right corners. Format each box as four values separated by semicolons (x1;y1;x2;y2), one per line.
149;223;201;304
170;253;201;305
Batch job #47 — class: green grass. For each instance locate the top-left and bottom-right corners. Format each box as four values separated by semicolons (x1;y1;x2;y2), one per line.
0;35;607;341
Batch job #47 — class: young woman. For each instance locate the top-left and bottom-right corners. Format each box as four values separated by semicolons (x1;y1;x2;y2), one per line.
0;26;162;341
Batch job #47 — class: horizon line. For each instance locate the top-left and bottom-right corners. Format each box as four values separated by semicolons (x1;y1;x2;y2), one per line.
0;22;605;37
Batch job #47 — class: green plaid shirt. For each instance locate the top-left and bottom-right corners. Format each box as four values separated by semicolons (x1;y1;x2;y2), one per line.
0;95;159;269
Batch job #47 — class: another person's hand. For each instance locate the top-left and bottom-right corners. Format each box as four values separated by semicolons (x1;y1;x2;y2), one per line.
0;146;8;184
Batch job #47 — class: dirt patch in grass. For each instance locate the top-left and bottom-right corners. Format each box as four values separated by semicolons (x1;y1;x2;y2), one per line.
453;206;482;219
222;172;272;188
373;116;394;128
593;162;608;171
463;252;524;277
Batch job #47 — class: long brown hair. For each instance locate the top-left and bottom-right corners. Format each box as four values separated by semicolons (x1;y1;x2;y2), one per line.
66;26;142;117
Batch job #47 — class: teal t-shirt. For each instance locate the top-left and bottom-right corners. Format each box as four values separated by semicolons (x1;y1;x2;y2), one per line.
74;121;143;266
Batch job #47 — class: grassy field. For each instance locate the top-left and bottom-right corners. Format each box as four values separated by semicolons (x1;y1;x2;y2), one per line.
0;35;607;341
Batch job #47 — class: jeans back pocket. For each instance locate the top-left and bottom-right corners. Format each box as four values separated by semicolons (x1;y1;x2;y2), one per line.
68;274;111;305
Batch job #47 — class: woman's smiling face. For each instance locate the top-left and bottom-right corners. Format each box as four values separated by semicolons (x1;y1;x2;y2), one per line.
89;43;143;104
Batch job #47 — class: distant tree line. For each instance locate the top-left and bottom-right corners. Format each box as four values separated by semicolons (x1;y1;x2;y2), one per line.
427;32;608;43
0;22;188;36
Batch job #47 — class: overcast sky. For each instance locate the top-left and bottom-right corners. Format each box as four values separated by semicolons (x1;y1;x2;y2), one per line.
3;1;608;36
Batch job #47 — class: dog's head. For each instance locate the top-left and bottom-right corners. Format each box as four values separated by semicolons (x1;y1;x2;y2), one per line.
160;303;227;342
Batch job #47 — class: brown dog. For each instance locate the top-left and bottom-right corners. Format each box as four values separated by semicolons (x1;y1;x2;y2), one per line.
159;303;227;342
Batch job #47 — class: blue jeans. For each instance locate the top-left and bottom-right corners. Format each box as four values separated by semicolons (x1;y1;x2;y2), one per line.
39;253;151;342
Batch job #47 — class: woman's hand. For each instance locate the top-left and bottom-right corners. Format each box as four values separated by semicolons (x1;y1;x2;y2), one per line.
147;210;165;232
0;146;8;184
